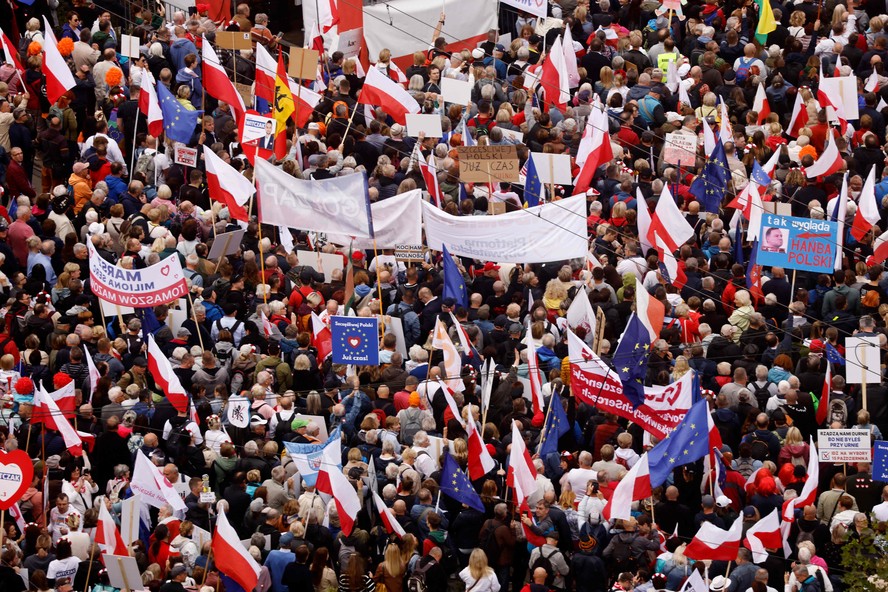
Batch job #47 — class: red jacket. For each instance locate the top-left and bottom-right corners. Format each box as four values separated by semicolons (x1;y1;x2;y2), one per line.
5;160;35;198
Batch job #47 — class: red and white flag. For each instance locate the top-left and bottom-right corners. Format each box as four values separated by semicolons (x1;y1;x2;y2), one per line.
866;70;880;93
539;35;570;111
317;460;361;536
203;37;246;126
816;362;832;426
803;129;843;178
0;27;24;75
132;450;186;511
85;347;101;401
9;503;25;534
317;0;340;32
419;154;445;208
96;501;128;555
507;420;538;507
431;318;464;393
636;190;653;256
147;334;189;414
42;17;76;105
787;91;810;138
872;228;888;265
648;185;694;286
260;310;275;338
136;71;164;138
435;379;465;426
357;67;420;125
311;312;333;362
32;386;84;456
289;79;322;128
465;416;495;480
783;437;819;521
719;102;733;146
573;101;613;194
603;452;651;522
744;508;783;563
523;333;545;415
851;165;879;240
32;380;75;426
684;514;744;561
372;489;406;538
255;43;277;105
562;27;581;88
753;83;770;124
204;145;253;222
213;508;261;592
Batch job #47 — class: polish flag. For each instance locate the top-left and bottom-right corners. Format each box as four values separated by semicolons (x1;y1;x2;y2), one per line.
872;228;888;265
521;509;547;547
523;333;545;415
684;514;744;561
204;145;254;222
31;380;75;426
317;460;361;535
562;27;581;88
131;450;187;511
851;165;879;240
832;172;849;271
539;36;570;111
289;79;322;128
255;43;277;104
357;67;420;125
147;334;189;414
419;154;444;208
787;92;810;138
136;71;164;138
96;502;128;555
372;490;406;538
435;379;465;426
603;452;651;522
212;509;261;592
465;416;495;480
42;17;76;105
431;318;464;393
678;82;692;112
76;430;96;453
260;310;275;338
744;508;783;563
32;387;84;456
9;503;25;534
719;101;733;146
635;275;665;342
507;420;539;507
753;83;770;124
574;100;613;195
307;22;325;53
804;129;844;178
636;190;653;256
310;311;333;362
866;70;880;93
783;437;819;521
241;136;274;167
0;27;24;74
317;0;340;32
203;37;246;126
816;362;832;426
703;114;717;157
648;185;694;286
85;348;101;399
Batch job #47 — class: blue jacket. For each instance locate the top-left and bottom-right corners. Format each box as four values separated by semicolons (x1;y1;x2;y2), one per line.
175;69;204;107
169;38;199;73
104;174;128;203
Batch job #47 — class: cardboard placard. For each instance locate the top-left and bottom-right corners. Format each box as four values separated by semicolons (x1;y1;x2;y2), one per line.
337;27;363;59
662;131;697;166
120;34;141;59
441;76;472;106
819;75;859;120
457;145;519;182
387;315;408;358
235;82;253;108
105;555;143;591
120;495;140;545
173;145;198;167
405;113;443;138
530;152;572;184
191;524;212;549
100;296;134;317
289;47;321;80
208;229;246;259
216;31;252;50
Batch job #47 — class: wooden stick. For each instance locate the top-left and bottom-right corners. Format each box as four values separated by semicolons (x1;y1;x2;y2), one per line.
341;105;358;145
115;304;126;335
258;221;268;306
129;107;140;178
119;556;132;592
186;291;205;351
83;542;97;590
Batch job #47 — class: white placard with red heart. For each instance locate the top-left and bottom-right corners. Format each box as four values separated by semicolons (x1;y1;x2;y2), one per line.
0;450;33;510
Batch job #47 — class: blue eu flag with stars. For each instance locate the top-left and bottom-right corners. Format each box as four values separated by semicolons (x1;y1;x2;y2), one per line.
440;450;484;512
442;245;468;309
331;316;380;365
538;390;569;457
524;155;544;207
612;313;651;409
825;343;845;365
157;81;202;144
648;399;713;487
689;137;728;213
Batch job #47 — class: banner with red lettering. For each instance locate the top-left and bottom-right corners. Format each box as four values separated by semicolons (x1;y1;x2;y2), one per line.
567;330;693;439
88;241;188;308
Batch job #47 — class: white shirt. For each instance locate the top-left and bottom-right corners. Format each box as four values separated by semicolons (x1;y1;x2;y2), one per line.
49;507;82;542
413;445;438;477
872;501;888;522
563;467;597;503
81;133;127;170
47;556;80;581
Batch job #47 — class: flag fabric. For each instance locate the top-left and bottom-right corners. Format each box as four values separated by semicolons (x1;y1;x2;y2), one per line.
754;0;777;43
286;429;341;487
310;311;333;362
825;343;845;365
273;50;295;159
684;515;744;561
440;450;485;512
648;185;694;284
612;277;665;408
719;101;733;145
833;172;849;270
562;27;581;87
747;239;764;301
689;137;728;213
434;379;465;427
157;81;202;144
358;67;421;125
448;312;479;369
524;155;544;207
41;17;77;105
202;37;246;126
866;70;880;93
442;246;468;309
32;380;76;424
508;420;538;507
636;190;653;256
787;91;810;137
204;145;253;221
753;83;771;124
648;399;714;486
10;503;25;535
783;437;819;520
315;444;361;535
97;501;128;555
734;221;745;267
679;569;709;592
465;416;495;480
573;101;613;194
213;508;261;592
32;386;84;455
289;79;322;128
431;318;465;393
260;310;275;338
816;362;832;425
851;165;879;240
565;287;597;346
147;334;189;414
316;0;340;32
136;73;164;138
805;129;844;178
418;154;445;207
602;452;651;522
702;114;717;157
523;333;546;415
0;28;24;74
539;35;570;111
744;508;783;563
130;450;187;511
372;489;406;537
254;43;277;106
538;391;570;457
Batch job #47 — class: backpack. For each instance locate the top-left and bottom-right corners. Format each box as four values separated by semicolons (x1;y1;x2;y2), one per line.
470;116;492;137
135;150;157;186
734;456;756;479
274;411;294;444
165;417;191;463
751;381;774;410
407;559;436;592
828;398;848;427
748;435;771;461
478;520;502;565
735;57;755;84
400;407;423;445
530;548;560;586
608;536;637;576
18;31;36;63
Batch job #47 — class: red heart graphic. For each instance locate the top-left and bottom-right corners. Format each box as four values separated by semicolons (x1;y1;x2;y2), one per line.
348;337;361;348
0;449;34;510
160;265;170;276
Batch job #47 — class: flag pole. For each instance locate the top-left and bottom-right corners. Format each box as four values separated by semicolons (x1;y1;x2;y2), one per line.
373;238;386;334
341;105;358;146
186;290;205;351
83;543;97;591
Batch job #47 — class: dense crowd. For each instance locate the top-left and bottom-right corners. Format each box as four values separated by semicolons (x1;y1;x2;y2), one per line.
1;0;888;591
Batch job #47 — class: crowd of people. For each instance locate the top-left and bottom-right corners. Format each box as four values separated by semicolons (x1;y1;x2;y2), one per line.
0;0;888;591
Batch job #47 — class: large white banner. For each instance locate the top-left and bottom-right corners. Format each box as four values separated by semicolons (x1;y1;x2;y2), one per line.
500;0;548;19
88;241;188;308
363;0;497;63
422;195;588;263
255;159;374;238
327;190;422;250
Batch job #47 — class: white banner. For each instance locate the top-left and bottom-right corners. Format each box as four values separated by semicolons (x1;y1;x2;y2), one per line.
88;241;188;308
327;190;422;250
500;0;548;19
255;159;374;238
422;194;588;263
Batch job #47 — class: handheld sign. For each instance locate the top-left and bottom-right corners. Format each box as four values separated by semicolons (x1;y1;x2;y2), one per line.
216;31;252;50
289;47;321;80
337;28;363;59
663;132;697;166
331;316;380;365
874;441;888;481
173;146;198;167
756;214;837;273
817;429;871;462
405;114;443;138
457;145;520;182
0;450;34;509
441;77;472;106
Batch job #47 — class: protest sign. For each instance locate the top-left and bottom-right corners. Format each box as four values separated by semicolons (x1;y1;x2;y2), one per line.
874;441;888;481
337;28;363;58
289;47;321;80
756;213;837;273
0;450;33;509
457;146;520;182
208;229;246;259
405;113;443;137
817;429;871;462
845;337;881;384
662;132;697;166
818;75;859;120
173;145;198;167
295;250;345;283
441;77;472;106
331;316;380;365
216;30;252;49
88;241;188;308
241;113;276;146
120;34;140;58
531;152;572;184
499;0;547;18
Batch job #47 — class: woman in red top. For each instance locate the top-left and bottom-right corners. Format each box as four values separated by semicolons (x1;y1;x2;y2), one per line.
147;523;173;577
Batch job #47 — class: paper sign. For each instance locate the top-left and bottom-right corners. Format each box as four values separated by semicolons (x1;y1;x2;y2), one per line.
168;308;187;336
662;132;697;166
387;315;408;358
208;229;247;259
105;555;142;591
100;297;134;317
394;244;425;261
818;75;859;120
120;495;140;545
756;214;838;273
192;524;211;549
499;128;524;144
331;316;380;365
817;429;872;462
173;146;198;167
241;113;277;146
295;250;344;283
441;76;472;106
120;34;141;59
289;47;321;80
457;145;519;182
530;153;572;184
235;82;253;107
405;113;443;138
216;31;252;50
874;441;888;481
845;337;881;384
337;28;363;59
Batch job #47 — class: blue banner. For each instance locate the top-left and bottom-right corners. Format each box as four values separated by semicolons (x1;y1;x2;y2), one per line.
756;214;837;273
874;440;888;482
331;316;380;365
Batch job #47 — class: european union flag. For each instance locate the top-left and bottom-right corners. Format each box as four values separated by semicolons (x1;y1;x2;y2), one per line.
825;343;845;365
612;313;651;409
689;137;728;213
714;447;727;490
440;449;484;512
524;155;544;207
330;316;380;365
648;399;713;487
538;390;569;457
442;245;468;309
750;160;771;187
156;81;202;144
